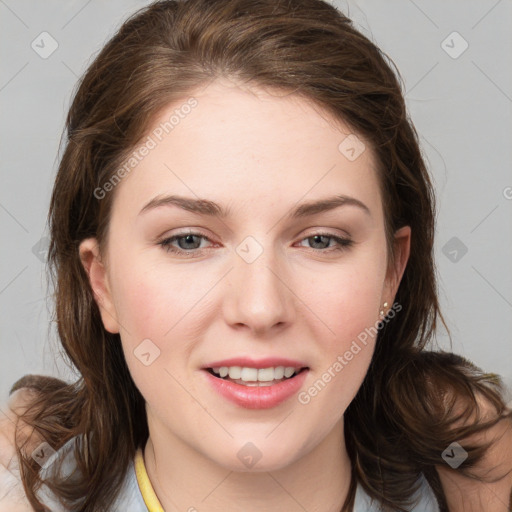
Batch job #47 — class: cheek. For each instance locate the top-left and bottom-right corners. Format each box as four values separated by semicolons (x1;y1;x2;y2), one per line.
336;274;382;342
312;274;380;375
293;253;386;408
109;261;199;408
107;255;218;391
295;274;381;429
298;258;385;346
109;256;203;341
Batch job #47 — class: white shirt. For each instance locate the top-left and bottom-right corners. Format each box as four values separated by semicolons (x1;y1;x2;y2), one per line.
11;436;438;511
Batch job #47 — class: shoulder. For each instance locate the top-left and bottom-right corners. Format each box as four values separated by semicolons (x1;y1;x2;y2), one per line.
0;388;43;511
435;401;512;512
2;387;148;511
353;474;440;511
36;434;148;511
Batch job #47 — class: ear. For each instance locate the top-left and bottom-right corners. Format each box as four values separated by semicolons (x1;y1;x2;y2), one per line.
79;238;120;334
382;226;411;305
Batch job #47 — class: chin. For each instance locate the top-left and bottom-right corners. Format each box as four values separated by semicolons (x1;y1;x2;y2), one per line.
208;439;306;473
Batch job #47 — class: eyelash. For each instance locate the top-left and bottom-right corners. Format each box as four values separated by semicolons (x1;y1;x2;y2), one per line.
158;231;353;257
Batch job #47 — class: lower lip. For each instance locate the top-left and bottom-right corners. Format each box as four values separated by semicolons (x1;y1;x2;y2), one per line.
203;369;309;409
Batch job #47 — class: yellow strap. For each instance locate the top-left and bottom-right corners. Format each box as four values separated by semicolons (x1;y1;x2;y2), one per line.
134;447;165;512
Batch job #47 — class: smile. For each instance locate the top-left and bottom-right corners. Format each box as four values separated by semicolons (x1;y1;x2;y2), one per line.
203;361;309;409
207;365;304;386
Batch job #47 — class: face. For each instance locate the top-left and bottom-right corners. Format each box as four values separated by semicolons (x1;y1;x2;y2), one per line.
80;78;410;472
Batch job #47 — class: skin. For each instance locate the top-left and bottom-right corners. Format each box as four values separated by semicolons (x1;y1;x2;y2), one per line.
435;393;512;511
0;82;509;512
0;390;40;512
79;77;412;511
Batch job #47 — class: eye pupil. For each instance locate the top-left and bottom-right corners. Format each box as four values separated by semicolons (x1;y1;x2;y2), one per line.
179;234;201;250
310;235;329;249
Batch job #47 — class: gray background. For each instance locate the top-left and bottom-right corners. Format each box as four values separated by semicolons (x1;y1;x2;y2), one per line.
1;0;511;406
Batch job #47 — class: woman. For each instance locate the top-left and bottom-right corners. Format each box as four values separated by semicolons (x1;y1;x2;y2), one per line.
1;0;511;510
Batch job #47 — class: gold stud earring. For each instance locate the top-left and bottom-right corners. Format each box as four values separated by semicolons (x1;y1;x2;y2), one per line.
379;302;389;318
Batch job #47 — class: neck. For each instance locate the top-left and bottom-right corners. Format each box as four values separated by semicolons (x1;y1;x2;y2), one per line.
144;415;353;512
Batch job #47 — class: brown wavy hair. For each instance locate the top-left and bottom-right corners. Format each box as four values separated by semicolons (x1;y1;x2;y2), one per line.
10;0;510;510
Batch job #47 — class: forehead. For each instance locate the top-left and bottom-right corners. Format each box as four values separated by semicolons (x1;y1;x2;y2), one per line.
111;78;382;222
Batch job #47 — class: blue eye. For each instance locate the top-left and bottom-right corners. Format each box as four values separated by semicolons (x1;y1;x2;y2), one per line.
158;231;353;257
161;233;206;252
299;234;353;251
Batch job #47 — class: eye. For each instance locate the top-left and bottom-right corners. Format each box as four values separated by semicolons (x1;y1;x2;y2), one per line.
158;231;353;257
159;232;213;256
296;233;353;252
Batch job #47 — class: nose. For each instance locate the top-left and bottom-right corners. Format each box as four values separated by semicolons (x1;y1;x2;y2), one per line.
222;244;295;336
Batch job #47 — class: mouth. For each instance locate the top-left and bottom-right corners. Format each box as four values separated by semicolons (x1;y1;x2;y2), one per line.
201;357;310;408
205;365;309;387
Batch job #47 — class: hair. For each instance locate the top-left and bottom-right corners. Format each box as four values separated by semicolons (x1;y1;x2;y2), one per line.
9;0;510;511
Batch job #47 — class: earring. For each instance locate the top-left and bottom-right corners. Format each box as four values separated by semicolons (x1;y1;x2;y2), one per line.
379;302;389;319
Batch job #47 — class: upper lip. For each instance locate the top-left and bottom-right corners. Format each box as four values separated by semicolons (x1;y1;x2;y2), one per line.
203;357;309;370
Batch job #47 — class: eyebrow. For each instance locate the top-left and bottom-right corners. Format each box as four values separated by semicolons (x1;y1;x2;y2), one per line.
139;194;371;219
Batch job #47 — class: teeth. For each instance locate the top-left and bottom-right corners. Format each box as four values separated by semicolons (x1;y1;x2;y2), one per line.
257;368;275;382
274;366;285;379
210;366;300;382
284;367;295;378
241;367;258;381
228;366;241;379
